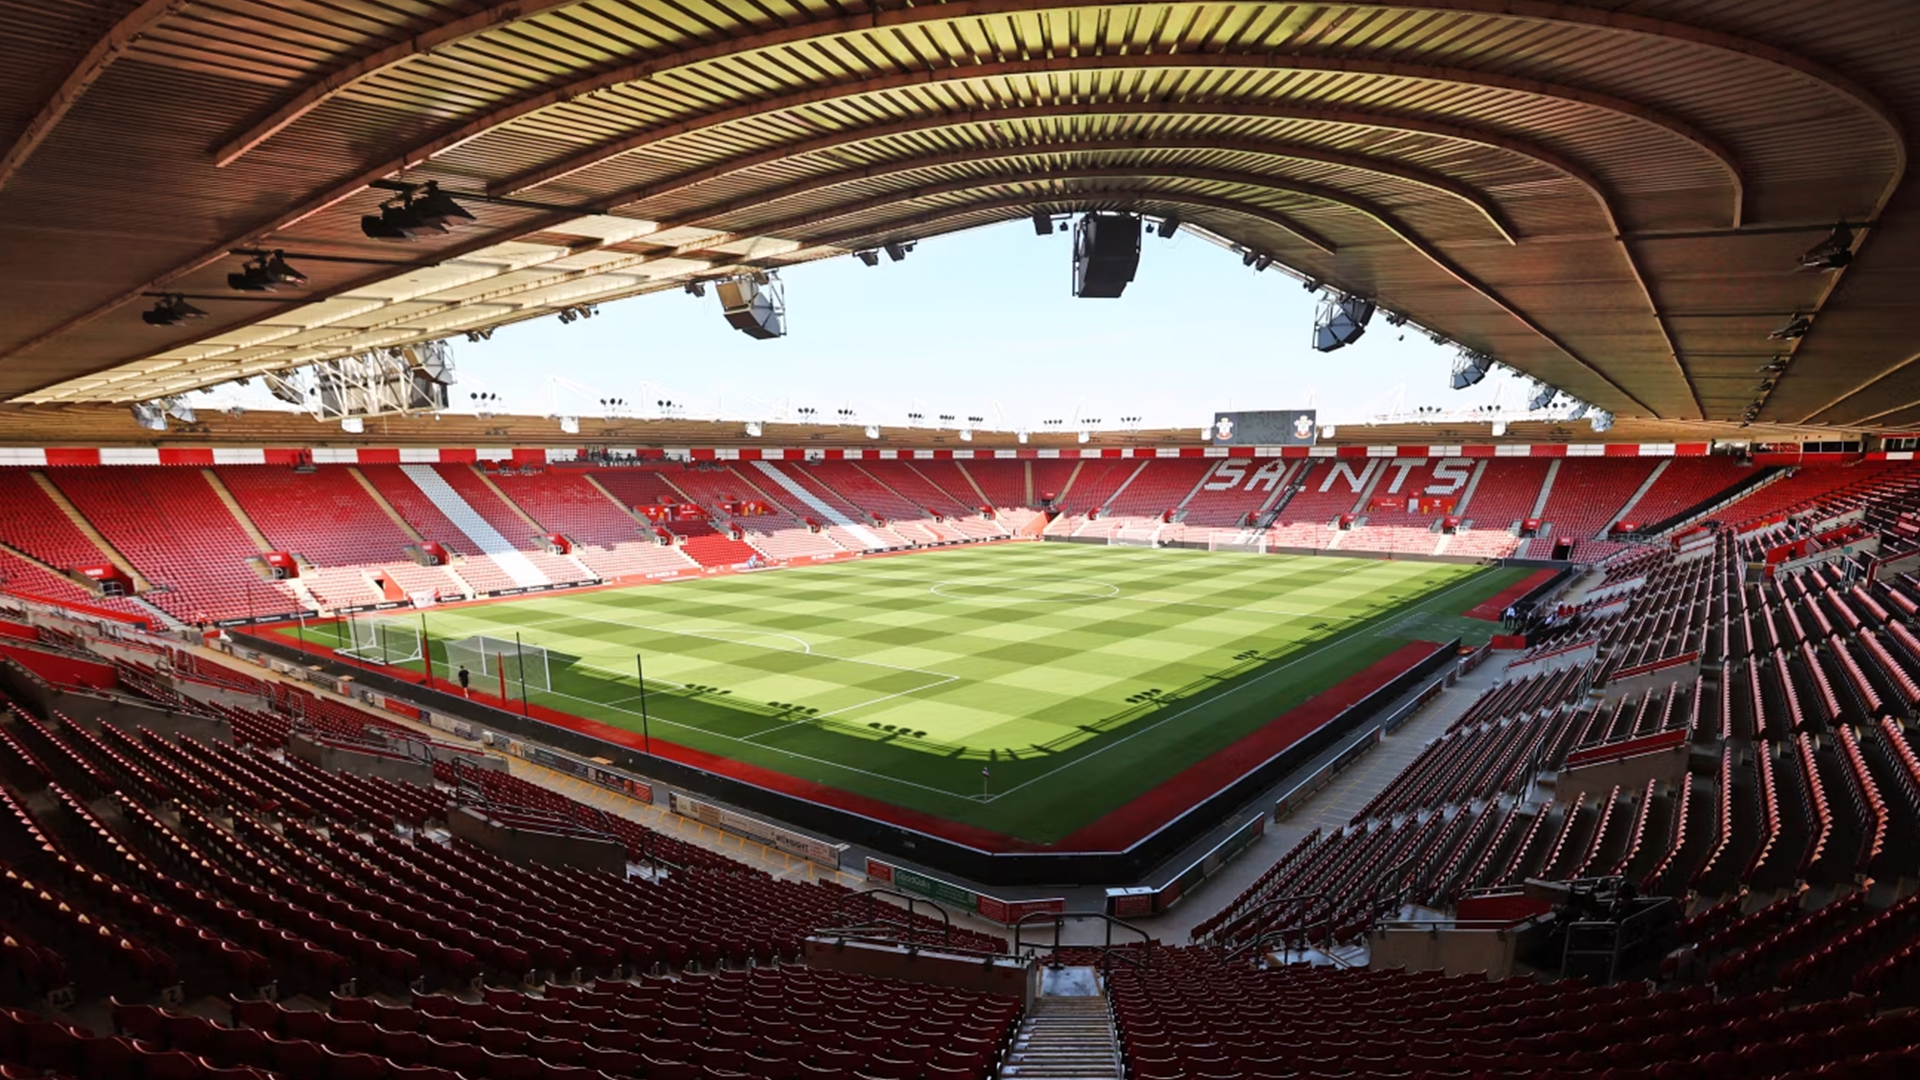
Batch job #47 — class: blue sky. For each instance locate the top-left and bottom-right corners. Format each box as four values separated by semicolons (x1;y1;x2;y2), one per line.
221;219;1540;431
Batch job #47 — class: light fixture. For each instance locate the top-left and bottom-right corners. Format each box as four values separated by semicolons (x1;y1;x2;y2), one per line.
227;250;307;291
1769;313;1812;340
1450;351;1493;390
1313;293;1376;353
410;182;477;229
1589;410;1614;434
469;391;501;419
855;250;880;267
1568;401;1590;420
141;294;208;326
1032;212;1054;236
684;281;707;298
1156;216;1180;239
1796;224;1855;272
884;241;914;262
464;327;494;342
1252;255;1273;272
1525;381;1557;412
130;403;167;431
1240;249;1258;267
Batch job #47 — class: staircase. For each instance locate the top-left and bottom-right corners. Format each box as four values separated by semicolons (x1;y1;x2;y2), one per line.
1002;969;1122;1080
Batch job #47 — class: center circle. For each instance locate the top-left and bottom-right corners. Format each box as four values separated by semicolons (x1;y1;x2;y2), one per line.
928;578;1121;603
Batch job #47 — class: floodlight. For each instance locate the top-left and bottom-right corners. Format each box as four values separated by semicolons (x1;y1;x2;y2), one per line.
141;294;208;326
883;241;913;262
684;280;707;298
1032;212;1054;237
1796;224;1854;272
1770;314;1812;340
1252;255;1273;272
410;182;476;229
1567;401;1590;420
130;403;168;431
855;250;879;267
1589;410;1614;433
1313;293;1376;353
1450;351;1492;390
1156;216;1180;239
1526;381;1557;411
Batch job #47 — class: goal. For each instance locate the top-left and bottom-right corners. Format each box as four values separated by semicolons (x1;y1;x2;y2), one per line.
1108;527;1163;549
446;634;551;695
1208;530;1269;554
336;616;423;666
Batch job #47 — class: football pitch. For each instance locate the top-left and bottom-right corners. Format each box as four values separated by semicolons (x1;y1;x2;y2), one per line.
285;544;1529;843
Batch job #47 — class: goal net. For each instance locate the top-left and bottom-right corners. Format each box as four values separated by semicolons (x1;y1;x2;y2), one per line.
445;635;551;695
1108;528;1162;548
1209;530;1269;554
336;616;423;666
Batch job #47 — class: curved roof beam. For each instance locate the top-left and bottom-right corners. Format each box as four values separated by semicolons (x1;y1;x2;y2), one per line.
681;139;1518;246
713;167;1346;256
626;127;1518;245
486;54;1746;224
0;98;1593;370
0;0;190;195
218;0;1900;214
597;101;1601;237
715;168;1654;415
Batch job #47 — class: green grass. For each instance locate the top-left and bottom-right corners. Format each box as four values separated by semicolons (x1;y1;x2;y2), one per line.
284;544;1526;842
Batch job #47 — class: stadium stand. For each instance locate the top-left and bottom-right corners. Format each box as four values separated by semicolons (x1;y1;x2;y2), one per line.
584;469;762;569
14;461;1920;1080
1451;459;1554;559
649;465;848;562
46;468;298;622
485;469;699;581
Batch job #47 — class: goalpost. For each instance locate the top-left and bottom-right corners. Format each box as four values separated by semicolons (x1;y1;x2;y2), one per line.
1108;529;1161;549
1208;531;1269;554
445;634;551;695
336;616;423;666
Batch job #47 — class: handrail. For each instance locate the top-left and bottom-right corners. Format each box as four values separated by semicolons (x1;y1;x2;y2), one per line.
826;888;953;949
1012;911;1153;975
1213;890;1329;945
810;928;1012;963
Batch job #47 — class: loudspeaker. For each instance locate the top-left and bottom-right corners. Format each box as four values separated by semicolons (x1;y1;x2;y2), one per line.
1072;213;1142;298
716;277;785;339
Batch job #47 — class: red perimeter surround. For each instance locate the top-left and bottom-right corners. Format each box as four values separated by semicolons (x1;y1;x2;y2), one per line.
1466;568;1559;622
273;631;1444;855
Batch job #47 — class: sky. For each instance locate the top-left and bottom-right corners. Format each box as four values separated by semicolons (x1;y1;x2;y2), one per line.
215;219;1544;432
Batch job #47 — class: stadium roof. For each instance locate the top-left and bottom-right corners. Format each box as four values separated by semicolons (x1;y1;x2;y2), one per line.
1;1;1916;434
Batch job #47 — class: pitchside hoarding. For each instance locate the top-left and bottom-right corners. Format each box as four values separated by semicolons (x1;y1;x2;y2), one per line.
1210;409;1318;447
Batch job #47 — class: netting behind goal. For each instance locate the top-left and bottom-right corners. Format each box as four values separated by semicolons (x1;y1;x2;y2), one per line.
1208;531;1269;554
336;617;423;665
445;635;551;694
1108;529;1161;548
